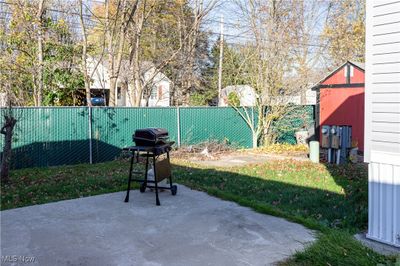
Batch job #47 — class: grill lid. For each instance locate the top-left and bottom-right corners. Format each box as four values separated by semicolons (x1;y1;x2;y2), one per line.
133;128;169;146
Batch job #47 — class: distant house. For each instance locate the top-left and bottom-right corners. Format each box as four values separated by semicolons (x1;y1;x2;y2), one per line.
140;64;170;107
87;58;171;107
269;89;316;106
311;60;365;151
219;85;257;106
219;85;316;107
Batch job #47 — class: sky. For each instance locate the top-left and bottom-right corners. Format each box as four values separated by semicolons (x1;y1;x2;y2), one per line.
204;0;331;46
203;0;333;70
203;0;254;45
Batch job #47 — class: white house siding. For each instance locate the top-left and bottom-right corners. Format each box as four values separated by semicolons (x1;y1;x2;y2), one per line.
219;85;257;107
365;0;400;247
87;58;171;107
0;92;6;107
140;71;171;107
87;58;110;90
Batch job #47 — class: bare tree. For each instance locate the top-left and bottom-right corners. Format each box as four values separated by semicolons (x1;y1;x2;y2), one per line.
78;0;107;106
2;0;47;106
232;0;324;147
105;0;139;106
173;0;217;105
127;0;156;107
126;0;217;107
78;0;93;106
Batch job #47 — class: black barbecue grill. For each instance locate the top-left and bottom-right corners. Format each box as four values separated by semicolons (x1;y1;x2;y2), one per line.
133;128;169;146
124;128;177;206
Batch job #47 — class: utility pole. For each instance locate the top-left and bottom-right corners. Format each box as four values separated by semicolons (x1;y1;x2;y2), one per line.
217;14;224;106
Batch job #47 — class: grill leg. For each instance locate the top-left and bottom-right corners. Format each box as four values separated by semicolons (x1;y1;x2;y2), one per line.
153;154;160;206
144;151;149;186
124;153;135;202
167;152;173;189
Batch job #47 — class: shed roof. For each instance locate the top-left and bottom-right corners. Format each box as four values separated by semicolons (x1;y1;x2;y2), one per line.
311;61;365;90
349;61;365;70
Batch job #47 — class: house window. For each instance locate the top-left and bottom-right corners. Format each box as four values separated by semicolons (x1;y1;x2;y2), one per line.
117;87;121;100
150;86;157;100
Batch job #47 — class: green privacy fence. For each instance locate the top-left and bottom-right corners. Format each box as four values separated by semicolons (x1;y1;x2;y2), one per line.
0;106;314;169
90;107;179;163
0;107;91;169
273;106;315;144
179;107;253;146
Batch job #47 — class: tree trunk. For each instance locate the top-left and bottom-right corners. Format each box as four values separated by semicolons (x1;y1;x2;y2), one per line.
1;116;17;183
105;0;115;107
84;77;92;106
105;0;135;107
252;133;258;148
36;0;45;107
109;77;117;106
130;28;143;107
132;77;143;107
79;0;92;107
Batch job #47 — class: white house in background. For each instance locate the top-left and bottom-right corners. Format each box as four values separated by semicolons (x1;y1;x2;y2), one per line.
219;85;257;106
270;89;316;105
87;58;171;107
365;0;400;248
219;85;316;107
0;93;6;107
140;64;170;107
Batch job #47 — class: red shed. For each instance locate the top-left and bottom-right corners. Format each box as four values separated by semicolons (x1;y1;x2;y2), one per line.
313;61;365;151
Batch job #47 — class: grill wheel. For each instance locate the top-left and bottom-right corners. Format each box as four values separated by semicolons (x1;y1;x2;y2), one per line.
171;185;177;196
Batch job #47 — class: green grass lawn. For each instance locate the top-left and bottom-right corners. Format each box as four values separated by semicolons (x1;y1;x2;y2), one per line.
1;158;398;265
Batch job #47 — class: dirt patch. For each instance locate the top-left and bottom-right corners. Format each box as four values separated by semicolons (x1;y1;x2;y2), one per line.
172;142;310;168
186;150;309;168
171;140;237;161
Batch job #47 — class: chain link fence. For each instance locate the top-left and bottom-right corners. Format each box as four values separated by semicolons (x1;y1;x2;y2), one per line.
0;106;314;169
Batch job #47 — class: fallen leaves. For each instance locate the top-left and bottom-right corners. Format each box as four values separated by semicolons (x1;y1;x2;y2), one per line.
256;143;309;155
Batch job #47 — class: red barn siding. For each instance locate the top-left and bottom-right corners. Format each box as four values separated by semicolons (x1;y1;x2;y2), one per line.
323;66;365;84
317;62;365;151
319;88;365;151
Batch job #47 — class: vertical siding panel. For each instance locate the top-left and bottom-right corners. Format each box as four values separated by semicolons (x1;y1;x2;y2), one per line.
382;164;393;243
376;163;381;240
368;161;400;247
368;163;373;237
394;166;400;246
378;163;383;239
368;162;380;239
366;0;400;247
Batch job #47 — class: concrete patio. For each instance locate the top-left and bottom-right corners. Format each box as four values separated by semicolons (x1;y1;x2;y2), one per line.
1;185;315;266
